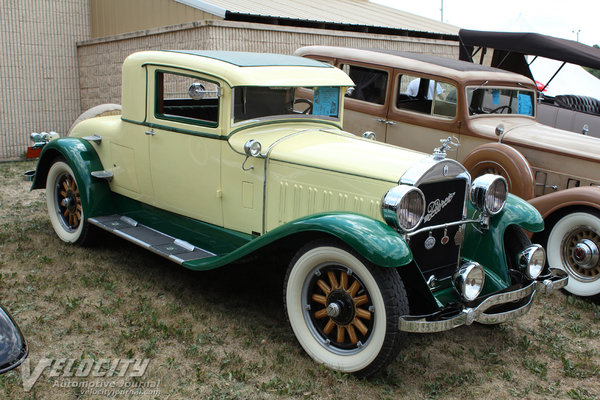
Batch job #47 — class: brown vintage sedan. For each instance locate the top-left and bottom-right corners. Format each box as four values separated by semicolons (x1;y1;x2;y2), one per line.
296;45;600;297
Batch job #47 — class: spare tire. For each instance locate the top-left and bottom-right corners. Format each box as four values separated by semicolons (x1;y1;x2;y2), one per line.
68;104;122;134
462;143;535;201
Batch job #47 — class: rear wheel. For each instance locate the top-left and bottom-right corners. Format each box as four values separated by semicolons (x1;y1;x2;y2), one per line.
284;240;408;377
46;158;92;244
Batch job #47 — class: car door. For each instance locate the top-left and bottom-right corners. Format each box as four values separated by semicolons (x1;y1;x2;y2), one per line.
385;71;461;158
144;66;224;226
338;62;392;142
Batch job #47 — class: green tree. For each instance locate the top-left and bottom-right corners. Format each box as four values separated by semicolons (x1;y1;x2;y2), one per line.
583;44;600;79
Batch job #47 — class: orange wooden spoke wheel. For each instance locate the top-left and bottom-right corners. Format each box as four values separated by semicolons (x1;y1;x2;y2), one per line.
46;158;91;244
284;241;409;377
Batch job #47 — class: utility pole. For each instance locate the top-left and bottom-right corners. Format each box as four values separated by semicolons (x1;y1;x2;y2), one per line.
572;29;581;42
441;0;444;22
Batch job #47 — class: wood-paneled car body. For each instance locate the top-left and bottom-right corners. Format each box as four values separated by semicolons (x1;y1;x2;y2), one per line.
29;50;566;376
296;46;600;297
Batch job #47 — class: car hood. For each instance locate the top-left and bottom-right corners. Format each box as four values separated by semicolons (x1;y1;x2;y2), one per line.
468;117;600;162
229;123;429;183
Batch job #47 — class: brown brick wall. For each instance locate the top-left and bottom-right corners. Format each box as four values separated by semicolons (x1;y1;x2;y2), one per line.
77;20;459;112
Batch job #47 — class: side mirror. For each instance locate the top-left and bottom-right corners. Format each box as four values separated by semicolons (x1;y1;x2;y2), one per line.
362;131;377;140
0;305;28;374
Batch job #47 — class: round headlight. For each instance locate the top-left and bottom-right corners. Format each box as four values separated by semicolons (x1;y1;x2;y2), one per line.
381;185;425;232
453;262;485;301
518;244;546;279
471;174;508;215
244;139;262;157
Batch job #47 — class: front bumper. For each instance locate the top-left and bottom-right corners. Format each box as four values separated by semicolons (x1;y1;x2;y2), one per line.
398;269;568;333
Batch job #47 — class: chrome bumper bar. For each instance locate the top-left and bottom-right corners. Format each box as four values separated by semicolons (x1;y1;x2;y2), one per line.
399;270;568;333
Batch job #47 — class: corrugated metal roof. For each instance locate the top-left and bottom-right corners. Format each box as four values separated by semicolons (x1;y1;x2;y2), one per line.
174;0;459;35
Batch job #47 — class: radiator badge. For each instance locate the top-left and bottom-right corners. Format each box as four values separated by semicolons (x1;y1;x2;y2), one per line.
424;232;436;250
424;192;456;223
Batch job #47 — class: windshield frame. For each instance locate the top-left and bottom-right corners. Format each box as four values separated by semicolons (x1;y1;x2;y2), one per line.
230;85;344;127
465;85;537;119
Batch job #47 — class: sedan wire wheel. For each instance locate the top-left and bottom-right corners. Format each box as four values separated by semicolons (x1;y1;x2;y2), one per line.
56;173;82;231
307;266;374;352
563;227;600;281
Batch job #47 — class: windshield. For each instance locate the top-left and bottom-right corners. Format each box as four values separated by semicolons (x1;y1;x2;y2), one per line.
467;86;536;117
233;86;341;124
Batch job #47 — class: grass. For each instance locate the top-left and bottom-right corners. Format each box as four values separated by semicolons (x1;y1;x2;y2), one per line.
0;160;599;399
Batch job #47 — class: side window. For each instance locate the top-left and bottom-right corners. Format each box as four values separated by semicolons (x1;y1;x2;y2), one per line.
155;71;219;127
340;64;387;105
396;74;456;118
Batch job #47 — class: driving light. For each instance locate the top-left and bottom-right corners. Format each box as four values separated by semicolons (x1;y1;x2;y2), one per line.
244;139;262;157
381;185;425;232
471;174;508;215
518;244;546;279
453;262;485;301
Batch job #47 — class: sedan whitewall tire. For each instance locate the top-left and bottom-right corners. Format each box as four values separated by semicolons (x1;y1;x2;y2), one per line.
546;211;600;296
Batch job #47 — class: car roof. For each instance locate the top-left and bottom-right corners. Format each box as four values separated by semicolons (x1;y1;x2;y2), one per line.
168;50;330;68
123;50;354;87
295;46;535;87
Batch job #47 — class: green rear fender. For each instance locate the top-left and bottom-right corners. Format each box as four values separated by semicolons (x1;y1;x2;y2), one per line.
184;212;413;270
31;138;114;218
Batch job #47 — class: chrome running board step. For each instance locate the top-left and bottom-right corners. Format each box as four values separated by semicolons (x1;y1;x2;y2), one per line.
88;215;216;264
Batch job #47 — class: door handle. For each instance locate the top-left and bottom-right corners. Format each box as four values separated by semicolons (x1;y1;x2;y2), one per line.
145;129;155;136
374;118;396;125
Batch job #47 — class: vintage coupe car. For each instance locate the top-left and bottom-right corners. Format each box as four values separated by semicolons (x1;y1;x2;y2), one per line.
296;45;600;297
29;50;566;377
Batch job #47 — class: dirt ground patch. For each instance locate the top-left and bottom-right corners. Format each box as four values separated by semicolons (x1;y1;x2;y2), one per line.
0;160;599;399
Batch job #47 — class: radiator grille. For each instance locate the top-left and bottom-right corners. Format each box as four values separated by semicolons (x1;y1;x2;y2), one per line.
410;178;467;279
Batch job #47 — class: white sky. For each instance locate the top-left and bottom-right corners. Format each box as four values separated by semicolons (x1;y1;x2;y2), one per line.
371;0;599;46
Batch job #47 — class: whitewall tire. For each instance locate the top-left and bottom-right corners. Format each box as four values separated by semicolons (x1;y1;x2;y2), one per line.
546;211;600;296
284;240;408;377
46;159;89;244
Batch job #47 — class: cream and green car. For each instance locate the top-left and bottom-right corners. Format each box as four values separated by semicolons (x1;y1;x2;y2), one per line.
29;50;566;377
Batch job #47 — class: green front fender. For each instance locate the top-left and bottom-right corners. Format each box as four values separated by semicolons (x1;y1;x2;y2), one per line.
30;138;114;218
183;212;413;271
461;193;544;287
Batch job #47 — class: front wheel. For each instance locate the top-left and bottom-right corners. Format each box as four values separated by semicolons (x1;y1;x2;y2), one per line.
284;240;408;377
46;158;91;244
546;211;600;296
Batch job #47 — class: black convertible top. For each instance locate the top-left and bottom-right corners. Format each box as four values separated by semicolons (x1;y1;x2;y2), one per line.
459;29;600;70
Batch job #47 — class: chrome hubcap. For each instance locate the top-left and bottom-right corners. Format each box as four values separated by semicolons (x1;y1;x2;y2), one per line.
572;239;599;270
562;226;600;282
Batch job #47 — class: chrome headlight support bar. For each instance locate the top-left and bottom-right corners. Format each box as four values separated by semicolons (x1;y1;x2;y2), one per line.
404;215;486;240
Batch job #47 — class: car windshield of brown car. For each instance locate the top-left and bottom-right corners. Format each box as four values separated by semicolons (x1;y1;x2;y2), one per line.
233;86;341;124
467;87;535;117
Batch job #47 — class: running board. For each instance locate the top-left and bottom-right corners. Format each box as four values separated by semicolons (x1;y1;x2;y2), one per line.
88;215;216;265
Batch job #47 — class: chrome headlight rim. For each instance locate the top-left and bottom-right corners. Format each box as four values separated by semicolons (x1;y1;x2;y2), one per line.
381;185;426;233
244;139;262;157
518;244;546;279
470;174;508;216
453;262;485;302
